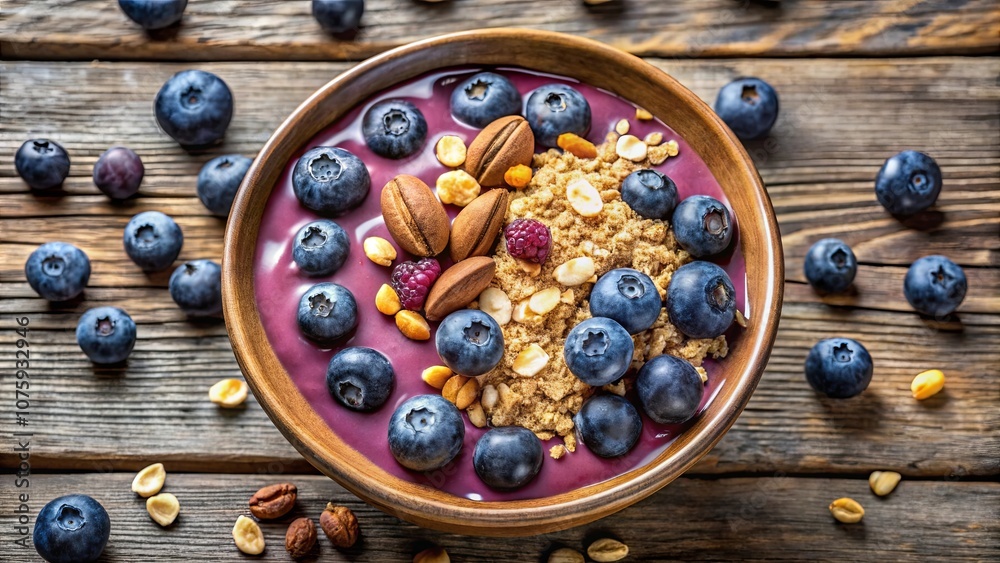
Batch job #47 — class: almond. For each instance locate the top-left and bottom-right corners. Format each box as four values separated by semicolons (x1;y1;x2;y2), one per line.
449;188;509;262
424;256;496;321
464;115;534;187
381;174;450;257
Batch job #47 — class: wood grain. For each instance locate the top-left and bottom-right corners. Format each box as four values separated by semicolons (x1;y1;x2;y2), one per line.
2;0;998;62
1;473;996;561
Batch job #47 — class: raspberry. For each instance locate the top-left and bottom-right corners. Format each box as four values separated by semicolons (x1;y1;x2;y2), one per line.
504;218;551;264
390;258;441;311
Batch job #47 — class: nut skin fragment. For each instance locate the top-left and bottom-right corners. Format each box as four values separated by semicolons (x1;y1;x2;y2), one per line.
209;378;248;408
146;493;179;527
587;538;629;562
413;546;450;563
248;482;297;520
424;256;497;321
911;369;945;400
464;115;534;187
131;462;166;497
449;188;509;262
421;365;453;389
557;133;598;159
285;517;317;559
380;174;451;257
395;310;431;340
320;503;359;548
375;284;402;315
869;471;902;496
504;164;532;189
829;497;865;523
548;547;585;563
364;236;397;266
233;515;266;555
435;135;467;168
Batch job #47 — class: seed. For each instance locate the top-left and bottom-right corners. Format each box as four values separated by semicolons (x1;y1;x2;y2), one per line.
421;365;453;389
364;237;397;267
869;471;902;496
566;178;603;217
478;287;513;325
911;369;945;400
454;377;480;410
467;400;487;428
587;537;629;561
615;134;647;162
513;344;550;377
131;462;166;498
233;515;265;555
635;107;653;121
395;310;431;341
435;135;467;168
146;493;180;527
829;497;864;523
481;384;499;410
375;283;402;315
528;287;561;316
553;256;596;287
548;547;585;563
441;375;470;404
615;119;630;135
414;546;450;563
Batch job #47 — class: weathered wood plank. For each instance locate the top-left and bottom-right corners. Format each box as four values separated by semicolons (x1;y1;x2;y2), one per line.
1;473;996;561
1;0;997;62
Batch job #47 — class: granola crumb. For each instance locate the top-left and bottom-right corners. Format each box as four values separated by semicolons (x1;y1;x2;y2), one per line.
550;444;567;459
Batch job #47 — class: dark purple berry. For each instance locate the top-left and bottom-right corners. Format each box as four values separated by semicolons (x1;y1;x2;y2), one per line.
390;258;441;311
93;146;144;199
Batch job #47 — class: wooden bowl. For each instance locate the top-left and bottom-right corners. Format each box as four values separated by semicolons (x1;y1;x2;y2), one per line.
223;28;783;536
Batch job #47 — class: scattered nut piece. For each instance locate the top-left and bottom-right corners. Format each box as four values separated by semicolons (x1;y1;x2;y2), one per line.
911;369;945;400
635;107;653;120
513;343;550;377
421;365;453;389
735;308;748;328
320;503;359;548
496;382;513;405
664;139;679;156
647;143;671;165
515;258;542;277
549;546;584;563
588;538;629;562
436;169;481;207
604;380;626;396
557;132;598;159
643;131;663;146
553;256;596;286
395;310;431;340
209;378;248;408
560;289;575;304
528;287;562;316
285;517;317;559
233;515;265;555
696;367;709;384
481;384;499;410
454;377;480;410
566;178;604;217
615;119;630;135
364;237;397;267
512;299;542;324
435;135;467;168
414;546;450;563
249;483;297;520
146;493;179;527
441;375;470;403
504;164;533;189
131;462;166;498
829;497;864;524
869;471;902;497
616;134;648;162
376;284;402;315
478;287;513;325
467;400;487;428
549;445;567;460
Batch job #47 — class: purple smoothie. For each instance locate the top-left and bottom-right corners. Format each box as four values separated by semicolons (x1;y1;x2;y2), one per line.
253;67;747;501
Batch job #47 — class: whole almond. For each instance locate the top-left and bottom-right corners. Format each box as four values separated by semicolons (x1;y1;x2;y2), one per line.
424;256;496;321
285;517;317;559
465;115;534;187
450;188;509;262
248;483;297;520
381;174;450;257
320;503;359;548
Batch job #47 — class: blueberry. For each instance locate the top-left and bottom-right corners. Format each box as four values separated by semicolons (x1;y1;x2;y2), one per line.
24;242;91;302
473;426;543;490
123;211;183;272
197;154;252;217
435;309;504;376
589;268;661;335
292;220;350;276
666;261;736;339
326;347;394;412
875;150;942;216
450;72;523;128
804;238;857;294
33;494;110;563
713;77;779;141
15;139;70;191
92;146;144;199
636;354;704;424
621;169;678;220
118;0;187;30
169;259;222;317
525;84;591;148
293;146;371;216
388;394;465;472
904;255;967;317
671;195;733;258
564;317;634;386
312;0;364;34
574;394;642;458
362;100;427;159
297;282;358;344
805;338;873;398
155;69;233;147
76;307;137;364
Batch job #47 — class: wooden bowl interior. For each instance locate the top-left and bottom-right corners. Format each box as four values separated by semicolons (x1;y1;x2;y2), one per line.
224;29;783;536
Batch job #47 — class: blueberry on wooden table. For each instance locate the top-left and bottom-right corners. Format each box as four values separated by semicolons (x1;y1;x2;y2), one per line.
312;0;365;34
169;259;223;318
473;426;543;490
33;494;110;563
388;394;465;472
15;139;70;191
636;354;704;424
574;394;643;458
904;255;967;317
671;195;734;258
24;242;91;302
362;99;428;159
589;268;662;335
666;261;736;339
875;150;942;216
292;219;350;276
805;338;873;398
525;84;592;148
292;146;371;216
804;238;857;294
621;169;678;220
123;211;184;272
326;347;395;412
118;0;187;30
564;317;634;386
450;71;523;128
713;77;779;141
296;282;358;344
197;154;252;217
435;309;505;376
76;307;137;364
93;146;144;199
155;69;233;147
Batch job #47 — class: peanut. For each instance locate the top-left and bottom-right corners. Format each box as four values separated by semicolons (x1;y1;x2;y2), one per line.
615;119;630;135
635;107;653;121
146;493;179;527
911;369;945;400
553;257;596;287
548;547;585;563
587;538;629;562
209;378;248;408
454;378;480;410
478;287;512;325
616;134;648;162
566;178;603;217
395;310;430;341
466;400;487;428
869;471;902;496
131;462;166;498
441;375;470;403
829;497;864;523
364;236;397;267
481;384;499;410
376;283;402;315
421;365;453;389
233;515;265;555
528;287;561;316
513;344;549;377
435;135;467;168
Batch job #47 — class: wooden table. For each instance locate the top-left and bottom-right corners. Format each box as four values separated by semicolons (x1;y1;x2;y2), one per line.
2;1;998;561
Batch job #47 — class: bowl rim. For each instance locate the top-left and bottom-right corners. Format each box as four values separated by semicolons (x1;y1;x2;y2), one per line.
224;27;783;536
